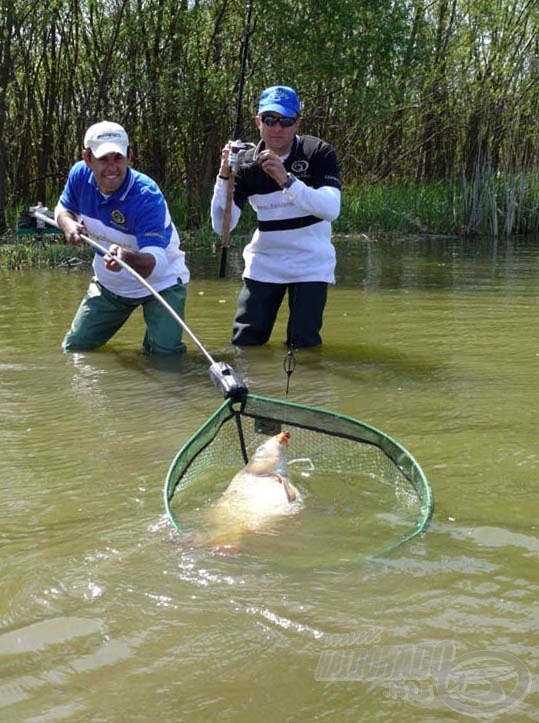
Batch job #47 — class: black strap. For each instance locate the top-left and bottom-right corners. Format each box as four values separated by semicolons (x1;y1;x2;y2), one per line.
257;215;322;232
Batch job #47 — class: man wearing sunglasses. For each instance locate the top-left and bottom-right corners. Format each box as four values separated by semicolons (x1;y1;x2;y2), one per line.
211;85;341;348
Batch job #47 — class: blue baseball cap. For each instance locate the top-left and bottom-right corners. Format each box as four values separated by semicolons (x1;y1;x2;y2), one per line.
258;86;301;117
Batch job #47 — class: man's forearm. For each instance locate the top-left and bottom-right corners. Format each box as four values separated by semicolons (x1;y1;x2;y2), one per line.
124;249;156;278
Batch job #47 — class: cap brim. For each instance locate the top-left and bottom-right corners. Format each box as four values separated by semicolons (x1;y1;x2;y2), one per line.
258;103;297;117
91;142;128;158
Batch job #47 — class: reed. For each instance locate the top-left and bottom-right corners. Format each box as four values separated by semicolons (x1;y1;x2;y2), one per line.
336;172;539;237
3;171;539;270
0;241;92;270
337;182;455;235
457;166;539;237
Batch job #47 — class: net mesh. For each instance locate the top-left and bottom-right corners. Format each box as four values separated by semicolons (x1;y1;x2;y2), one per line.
164;393;433;557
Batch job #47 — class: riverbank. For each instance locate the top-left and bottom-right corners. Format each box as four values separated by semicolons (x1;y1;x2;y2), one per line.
3;174;538;269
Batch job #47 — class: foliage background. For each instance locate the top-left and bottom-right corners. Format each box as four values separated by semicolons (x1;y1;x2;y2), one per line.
1;0;539;235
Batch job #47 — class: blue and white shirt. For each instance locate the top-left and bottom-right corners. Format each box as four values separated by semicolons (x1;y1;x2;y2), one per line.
211;135;341;283
56;161;189;298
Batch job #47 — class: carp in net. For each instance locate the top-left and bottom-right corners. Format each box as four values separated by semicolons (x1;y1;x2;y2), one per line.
30;208;434;558
164;393;433;558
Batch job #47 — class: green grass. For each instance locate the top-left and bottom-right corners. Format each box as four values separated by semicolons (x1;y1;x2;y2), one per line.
336;181;455;235
0;239;93;270
336;173;539;236
4;171;539;270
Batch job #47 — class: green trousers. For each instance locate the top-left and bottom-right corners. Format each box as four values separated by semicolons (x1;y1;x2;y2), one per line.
62;278;188;355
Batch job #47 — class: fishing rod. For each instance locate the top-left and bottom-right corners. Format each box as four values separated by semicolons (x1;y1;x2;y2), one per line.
233;0;253;141
218;0;255;278
32;209;248;400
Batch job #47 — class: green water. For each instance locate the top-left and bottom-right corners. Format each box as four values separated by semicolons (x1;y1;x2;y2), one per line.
0;236;537;721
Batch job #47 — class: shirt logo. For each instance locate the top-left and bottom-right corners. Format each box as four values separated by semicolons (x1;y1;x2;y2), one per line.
111;210;125;225
291;160;308;174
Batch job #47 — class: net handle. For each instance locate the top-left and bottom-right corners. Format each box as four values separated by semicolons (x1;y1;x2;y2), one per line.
32;210;249;400
33;211;214;363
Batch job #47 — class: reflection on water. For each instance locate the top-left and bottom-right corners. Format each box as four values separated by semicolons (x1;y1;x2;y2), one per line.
0;236;537;721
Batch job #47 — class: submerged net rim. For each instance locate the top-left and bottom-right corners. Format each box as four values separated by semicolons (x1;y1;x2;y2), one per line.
163;393;434;557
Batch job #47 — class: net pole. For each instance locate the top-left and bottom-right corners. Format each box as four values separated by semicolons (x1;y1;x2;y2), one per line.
33;211;217;364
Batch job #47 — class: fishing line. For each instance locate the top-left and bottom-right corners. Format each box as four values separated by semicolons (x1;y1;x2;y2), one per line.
283;348;296;396
283;284;298;396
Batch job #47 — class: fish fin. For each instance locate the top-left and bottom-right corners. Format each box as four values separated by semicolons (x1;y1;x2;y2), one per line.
277;474;297;503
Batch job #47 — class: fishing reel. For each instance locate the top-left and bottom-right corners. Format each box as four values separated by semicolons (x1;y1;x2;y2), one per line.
29;203;49;228
227;139;256;170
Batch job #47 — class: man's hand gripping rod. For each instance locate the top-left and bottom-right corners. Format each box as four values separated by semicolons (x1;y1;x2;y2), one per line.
32;209;248;401
218;140;255;278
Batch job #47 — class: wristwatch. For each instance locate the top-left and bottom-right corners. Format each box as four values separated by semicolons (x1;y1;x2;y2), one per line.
281;173;296;189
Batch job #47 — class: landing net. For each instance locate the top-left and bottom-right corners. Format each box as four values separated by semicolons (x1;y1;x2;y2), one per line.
164;393;433;557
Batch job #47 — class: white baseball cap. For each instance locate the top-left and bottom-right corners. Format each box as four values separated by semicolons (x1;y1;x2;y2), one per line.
84;121;129;158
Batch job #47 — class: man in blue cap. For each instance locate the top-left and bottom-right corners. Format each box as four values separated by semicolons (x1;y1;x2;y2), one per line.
211;85;341;348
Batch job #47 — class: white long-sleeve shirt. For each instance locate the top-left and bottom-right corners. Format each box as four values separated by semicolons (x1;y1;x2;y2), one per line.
211;135;341;284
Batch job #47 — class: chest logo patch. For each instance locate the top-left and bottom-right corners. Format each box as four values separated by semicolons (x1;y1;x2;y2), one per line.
111;210;125;225
291;160;308;174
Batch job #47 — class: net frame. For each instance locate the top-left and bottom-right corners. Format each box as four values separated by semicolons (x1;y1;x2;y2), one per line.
164;393;434;557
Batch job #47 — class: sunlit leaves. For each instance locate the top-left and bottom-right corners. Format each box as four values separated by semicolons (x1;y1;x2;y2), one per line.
1;0;539;231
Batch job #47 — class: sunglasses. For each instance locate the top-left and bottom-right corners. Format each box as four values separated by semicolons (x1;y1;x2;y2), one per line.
260;115;298;128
